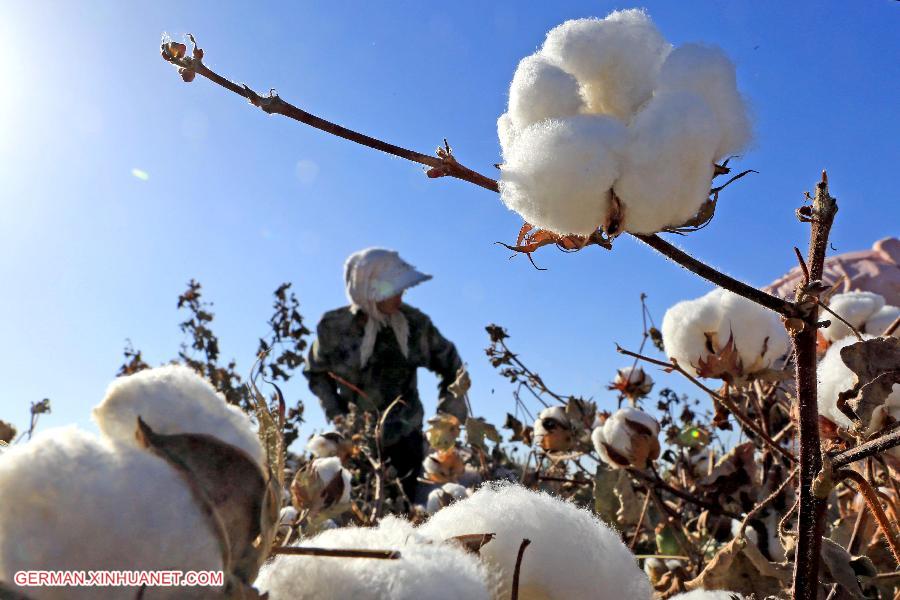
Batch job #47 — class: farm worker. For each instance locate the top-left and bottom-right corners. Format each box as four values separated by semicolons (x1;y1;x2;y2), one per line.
304;248;467;498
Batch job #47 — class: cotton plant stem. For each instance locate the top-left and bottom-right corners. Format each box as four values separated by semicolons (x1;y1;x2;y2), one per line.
791;172;837;600
630;491;652;550
837;469;900;566
831;426;900;469
510;538;531;600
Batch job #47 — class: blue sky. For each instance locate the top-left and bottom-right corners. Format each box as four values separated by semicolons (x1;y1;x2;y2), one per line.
1;1;897;447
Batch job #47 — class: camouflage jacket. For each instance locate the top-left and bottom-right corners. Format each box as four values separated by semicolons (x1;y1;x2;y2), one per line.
303;304;467;447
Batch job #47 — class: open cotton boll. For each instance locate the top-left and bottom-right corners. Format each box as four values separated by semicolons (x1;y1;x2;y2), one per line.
533;405;575;452
93;364;264;467
657;44;752;157
0;427;223;600
670;591;745;600
497;112;518;158
865;304;900;336
611;365;654;398
662;288;790;379
256;516;492;600
592;407;660;469
499;115;627;236
540;9;671;120
614;91;720;234
508;54;585;131
426;482;469;514
821;291;885;342
421;483;652;600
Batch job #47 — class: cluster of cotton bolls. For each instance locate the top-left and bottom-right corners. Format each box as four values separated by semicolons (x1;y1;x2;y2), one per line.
820;291;900;344
498;9;751;236
0;365;270;599
662;288;791;381
592;407;661;469
258;483;656;600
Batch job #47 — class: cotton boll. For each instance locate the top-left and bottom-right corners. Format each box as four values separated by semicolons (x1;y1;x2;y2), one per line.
499;115;627;236
614;91;720;234
426;482;469;515
611;365;654;398
865;304;900;336
540;9;671;119
533;405;575;452
662;288;790;379
670;591;745;600
422;483;651;600
93;364;264;467
291;457;352;518
256;516;492;600
822;292;885;342
0;427;223;600
658;44;752;157
592;407;660;469
498;112;518;158
508;54;585;131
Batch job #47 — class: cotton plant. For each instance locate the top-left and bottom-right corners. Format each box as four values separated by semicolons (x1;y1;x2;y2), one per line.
820;291;898;343
498;9;751;237
592;407;661;469
662;288;791;382
421;482;652;600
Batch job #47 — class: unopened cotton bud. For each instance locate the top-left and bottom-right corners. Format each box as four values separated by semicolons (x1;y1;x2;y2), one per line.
423;448;465;484
426;482;469;515
610;366;654;399
290;456;351;518
592;407;660;469
533;406;575;452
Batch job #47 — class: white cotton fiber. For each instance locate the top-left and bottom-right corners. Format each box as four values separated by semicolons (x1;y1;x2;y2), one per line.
93;364;264;467
821;291;885;342
0;427;223;600
817;334;900;435
426;482;469;515
255;516;492;600
670;591;745;600
657;44;752;158
420;483;651;600
508;54;585;131
540;9;671;120
662;288;790;378
865;304;900;336
614;91;720;233
499;115;627;235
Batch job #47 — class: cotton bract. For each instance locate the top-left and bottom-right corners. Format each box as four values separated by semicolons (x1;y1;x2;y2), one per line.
0;428;223;600
255;516;493;600
421;483;652;600
498;9;750;236
662;288;790;379
93;364;264;467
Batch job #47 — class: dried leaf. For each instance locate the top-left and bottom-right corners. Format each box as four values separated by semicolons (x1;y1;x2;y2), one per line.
466;417;501;451
685;537;788;596
819;537;872;599
696;334;742;380
839;337;900;427
426;414;461;451
448;367;472;400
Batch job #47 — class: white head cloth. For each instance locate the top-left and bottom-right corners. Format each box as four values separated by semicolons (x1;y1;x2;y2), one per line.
344;248;432;367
